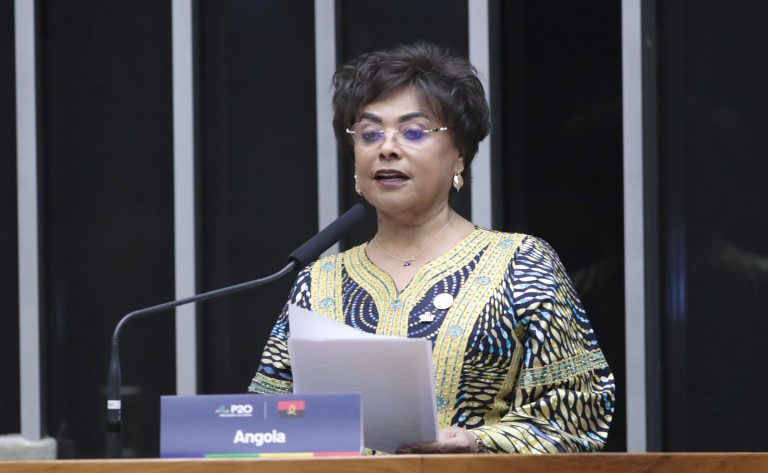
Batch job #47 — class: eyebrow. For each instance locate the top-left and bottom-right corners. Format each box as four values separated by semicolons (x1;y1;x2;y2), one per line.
359;111;430;123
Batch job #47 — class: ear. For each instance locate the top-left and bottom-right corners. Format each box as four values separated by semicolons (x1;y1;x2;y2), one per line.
455;156;465;173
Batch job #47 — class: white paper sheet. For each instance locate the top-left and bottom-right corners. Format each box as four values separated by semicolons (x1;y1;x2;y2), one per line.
287;304;438;453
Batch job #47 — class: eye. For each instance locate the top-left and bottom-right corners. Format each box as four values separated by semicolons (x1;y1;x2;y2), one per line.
400;123;427;142
360;129;382;144
354;123;383;144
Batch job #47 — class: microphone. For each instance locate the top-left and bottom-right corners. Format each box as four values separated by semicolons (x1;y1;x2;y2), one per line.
288;203;365;267
105;204;365;458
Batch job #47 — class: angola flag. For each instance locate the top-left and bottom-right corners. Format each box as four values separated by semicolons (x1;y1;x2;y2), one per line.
277;400;305;417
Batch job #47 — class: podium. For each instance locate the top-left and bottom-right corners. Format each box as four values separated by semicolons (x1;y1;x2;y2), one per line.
1;453;767;473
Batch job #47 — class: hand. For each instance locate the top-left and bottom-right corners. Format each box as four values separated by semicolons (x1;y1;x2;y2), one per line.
396;426;477;454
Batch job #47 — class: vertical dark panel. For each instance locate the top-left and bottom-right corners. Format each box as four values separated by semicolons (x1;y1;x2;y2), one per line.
641;0;663;451
198;0;318;394
337;0;471;247
658;0;768;452
657;0;690;450
498;1;626;450
38;0;175;458
0;0;20;436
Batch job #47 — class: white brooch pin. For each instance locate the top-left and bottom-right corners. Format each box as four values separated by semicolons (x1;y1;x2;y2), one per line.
419;311;435;323
433;293;454;310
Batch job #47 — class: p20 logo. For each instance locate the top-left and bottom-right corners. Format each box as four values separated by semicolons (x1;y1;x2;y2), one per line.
230;404;253;415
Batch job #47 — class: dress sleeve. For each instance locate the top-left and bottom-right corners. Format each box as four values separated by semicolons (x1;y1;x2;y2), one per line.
247;266;312;394
471;237;615;453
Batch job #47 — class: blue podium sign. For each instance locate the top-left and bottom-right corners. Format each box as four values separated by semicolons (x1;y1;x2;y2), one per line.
160;393;362;458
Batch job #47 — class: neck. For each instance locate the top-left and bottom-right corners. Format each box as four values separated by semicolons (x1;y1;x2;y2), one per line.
374;204;454;250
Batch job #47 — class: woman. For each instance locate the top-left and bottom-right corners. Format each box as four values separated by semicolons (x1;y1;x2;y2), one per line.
249;42;615;454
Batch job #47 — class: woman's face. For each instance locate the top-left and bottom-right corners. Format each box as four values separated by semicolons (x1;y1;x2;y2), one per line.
353;86;463;218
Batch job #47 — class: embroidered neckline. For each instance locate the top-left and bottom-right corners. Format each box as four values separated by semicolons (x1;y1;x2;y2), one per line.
355;227;487;298
341;228;497;338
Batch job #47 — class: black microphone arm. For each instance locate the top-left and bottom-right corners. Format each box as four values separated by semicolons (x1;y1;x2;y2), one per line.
105;204;364;458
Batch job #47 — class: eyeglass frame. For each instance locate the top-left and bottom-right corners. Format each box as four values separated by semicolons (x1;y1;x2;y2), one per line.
345;121;450;147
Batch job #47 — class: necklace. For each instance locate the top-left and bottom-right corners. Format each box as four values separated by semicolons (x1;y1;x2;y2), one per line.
372;212;455;268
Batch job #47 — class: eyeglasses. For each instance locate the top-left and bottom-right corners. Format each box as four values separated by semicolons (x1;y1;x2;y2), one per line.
345;122;449;148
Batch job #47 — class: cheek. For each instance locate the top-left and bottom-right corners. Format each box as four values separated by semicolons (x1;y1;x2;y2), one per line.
414;162;453;192
353;152;369;175
427;151;459;182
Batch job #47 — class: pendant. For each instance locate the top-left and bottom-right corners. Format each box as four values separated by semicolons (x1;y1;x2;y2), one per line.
403;257;415;267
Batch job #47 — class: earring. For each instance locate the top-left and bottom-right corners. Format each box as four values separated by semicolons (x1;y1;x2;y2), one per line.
354;174;363;196
453;171;464;192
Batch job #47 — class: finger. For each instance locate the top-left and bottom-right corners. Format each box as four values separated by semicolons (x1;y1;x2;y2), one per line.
409;442;447;454
437;426;460;441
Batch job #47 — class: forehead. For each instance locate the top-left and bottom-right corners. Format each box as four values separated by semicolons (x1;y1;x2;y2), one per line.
359;86;435;121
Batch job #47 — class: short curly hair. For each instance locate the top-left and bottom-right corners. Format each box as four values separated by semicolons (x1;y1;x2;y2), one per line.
331;42;490;167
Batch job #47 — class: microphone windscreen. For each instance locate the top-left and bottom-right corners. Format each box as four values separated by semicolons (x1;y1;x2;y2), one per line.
287;204;366;267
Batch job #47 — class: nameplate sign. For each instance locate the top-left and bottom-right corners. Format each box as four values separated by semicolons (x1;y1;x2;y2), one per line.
160;393;362;458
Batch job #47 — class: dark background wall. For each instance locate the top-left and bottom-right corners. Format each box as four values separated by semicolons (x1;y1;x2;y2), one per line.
656;0;768;452
197;0;318;396
495;1;626;451
0;0;20;437
5;0;627;457
21;0;768;457
37;0;175;458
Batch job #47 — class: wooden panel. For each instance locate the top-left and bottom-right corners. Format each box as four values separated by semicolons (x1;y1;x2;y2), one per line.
0;456;419;473
1;454;767;473
424;453;768;473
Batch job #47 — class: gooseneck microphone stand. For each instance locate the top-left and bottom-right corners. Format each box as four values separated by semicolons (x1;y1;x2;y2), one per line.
105;262;294;458
106;204;365;458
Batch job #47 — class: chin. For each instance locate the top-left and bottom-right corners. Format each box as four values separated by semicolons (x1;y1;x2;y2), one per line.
366;194;413;215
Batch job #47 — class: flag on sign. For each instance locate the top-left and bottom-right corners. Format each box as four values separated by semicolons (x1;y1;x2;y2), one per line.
277;400;305;417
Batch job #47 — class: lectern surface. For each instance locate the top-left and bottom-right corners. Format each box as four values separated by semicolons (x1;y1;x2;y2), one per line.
0;453;767;473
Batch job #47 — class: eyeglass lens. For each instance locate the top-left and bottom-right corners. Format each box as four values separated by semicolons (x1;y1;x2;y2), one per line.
351;122;431;146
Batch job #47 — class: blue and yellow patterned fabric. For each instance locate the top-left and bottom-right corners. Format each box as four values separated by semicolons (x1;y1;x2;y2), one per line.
249;228;615;453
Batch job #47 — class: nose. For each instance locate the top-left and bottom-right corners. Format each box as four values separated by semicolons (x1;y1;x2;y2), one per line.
378;130;402;160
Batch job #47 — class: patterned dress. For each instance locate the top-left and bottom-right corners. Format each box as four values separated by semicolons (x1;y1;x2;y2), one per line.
249;228;615;453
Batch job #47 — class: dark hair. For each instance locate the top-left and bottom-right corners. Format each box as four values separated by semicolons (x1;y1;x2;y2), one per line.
331;42;490;167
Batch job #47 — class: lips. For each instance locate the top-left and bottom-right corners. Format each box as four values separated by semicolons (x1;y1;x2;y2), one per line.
374;169;409;182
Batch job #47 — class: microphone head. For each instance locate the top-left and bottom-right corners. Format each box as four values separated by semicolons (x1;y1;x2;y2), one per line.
287;204;366;268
